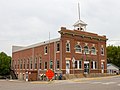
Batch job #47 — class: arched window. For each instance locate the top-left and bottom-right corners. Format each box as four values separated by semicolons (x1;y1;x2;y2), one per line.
75;45;82;53
91;47;96;55
66;41;70;52
84;46;89;54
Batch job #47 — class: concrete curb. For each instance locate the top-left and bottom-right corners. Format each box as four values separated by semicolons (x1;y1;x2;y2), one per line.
71;75;120;82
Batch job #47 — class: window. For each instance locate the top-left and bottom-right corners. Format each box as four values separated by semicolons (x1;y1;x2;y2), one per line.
91;61;97;69
34;58;37;69
66;42;70;52
23;59;25;69
75;61;77;69
91;47;96;55
79;61;82;69
101;47;104;55
44;46;48;54
75;45;82;53
30;58;32;69
56;60;60;69
15;61;16;69
44;62;47;69
39;57;42;69
20;59;22;69
84;46;89;54
27;59;29;69
75;60;82;69
56;43;60;52
50;60;53;69
18;60;20;69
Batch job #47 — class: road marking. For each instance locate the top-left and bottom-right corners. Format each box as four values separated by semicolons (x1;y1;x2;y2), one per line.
102;82;116;85
118;84;120;86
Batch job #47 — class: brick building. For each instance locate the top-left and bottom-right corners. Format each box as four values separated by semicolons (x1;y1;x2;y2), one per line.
12;19;107;81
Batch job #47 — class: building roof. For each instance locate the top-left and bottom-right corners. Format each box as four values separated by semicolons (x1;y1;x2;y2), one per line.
107;63;120;70
73;19;87;27
12;38;60;53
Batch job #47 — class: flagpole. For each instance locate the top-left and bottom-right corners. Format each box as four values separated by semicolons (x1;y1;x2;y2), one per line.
49;32;50;69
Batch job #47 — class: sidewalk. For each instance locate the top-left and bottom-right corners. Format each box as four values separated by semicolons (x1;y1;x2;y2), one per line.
1;74;120;84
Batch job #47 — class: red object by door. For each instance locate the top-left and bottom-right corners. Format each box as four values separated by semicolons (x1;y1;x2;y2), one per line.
46;69;54;80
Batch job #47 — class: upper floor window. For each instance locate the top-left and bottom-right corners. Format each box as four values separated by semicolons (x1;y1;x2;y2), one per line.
91;47;96;55
101;47;104;55
75;44;82;53
84;46;89;54
56;43;60;52
66;41;70;52
44;45;48;54
44;62;47;69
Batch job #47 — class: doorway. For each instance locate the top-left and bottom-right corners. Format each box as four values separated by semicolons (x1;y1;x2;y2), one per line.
66;60;70;74
84;61;89;74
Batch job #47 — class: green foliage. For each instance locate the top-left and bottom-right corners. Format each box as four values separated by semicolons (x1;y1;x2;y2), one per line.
107;46;120;67
0;52;11;75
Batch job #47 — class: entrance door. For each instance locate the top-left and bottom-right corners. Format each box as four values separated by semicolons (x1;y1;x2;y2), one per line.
66;61;70;74
84;61;89;74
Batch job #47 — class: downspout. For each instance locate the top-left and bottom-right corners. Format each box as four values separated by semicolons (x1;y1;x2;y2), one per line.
60;38;62;73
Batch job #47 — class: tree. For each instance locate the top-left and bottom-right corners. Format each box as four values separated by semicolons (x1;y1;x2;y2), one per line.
0;52;11;75
107;46;120;67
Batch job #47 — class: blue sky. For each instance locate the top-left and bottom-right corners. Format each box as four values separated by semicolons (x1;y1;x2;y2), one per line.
0;0;120;56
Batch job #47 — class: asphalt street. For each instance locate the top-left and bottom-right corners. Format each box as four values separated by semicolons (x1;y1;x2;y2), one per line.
0;75;120;90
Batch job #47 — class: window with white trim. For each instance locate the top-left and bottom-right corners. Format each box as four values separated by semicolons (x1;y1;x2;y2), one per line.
66;41;70;52
101;47;104;55
18;59;20;69
30;58;32;69
39;57;42;69
75;61;78;69
78;60;82;69
56;43;60;52
91;61;97;69
34;57;37;69
75;44;82;53
91;47;96;55
50;60;53;69
84;46;89;54
23;59;25;69
27;59;29;69
56;60;60;69
20;59;22;69
44;45;48;54
75;60;82;69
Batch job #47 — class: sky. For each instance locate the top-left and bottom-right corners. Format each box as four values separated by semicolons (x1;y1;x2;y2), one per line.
0;0;120;56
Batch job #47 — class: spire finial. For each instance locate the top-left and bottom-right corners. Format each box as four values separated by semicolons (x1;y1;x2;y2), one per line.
78;3;80;20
